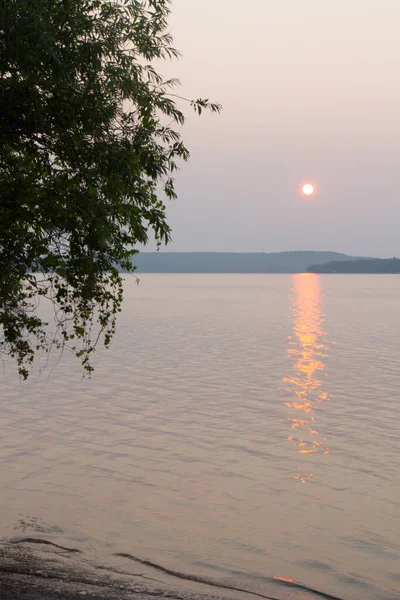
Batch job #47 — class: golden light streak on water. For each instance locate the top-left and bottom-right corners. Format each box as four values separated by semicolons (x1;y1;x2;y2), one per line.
283;273;331;482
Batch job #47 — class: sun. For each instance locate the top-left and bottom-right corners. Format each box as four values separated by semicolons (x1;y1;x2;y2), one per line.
302;183;314;196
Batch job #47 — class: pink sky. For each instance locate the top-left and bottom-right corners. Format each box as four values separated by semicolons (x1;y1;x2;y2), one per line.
153;0;400;256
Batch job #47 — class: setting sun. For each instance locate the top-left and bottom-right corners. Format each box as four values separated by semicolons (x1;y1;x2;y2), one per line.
302;183;315;196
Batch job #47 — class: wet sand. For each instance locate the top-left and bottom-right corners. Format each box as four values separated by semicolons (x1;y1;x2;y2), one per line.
0;538;348;600
0;539;221;600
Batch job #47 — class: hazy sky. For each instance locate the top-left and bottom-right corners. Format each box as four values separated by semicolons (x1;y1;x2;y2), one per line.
154;0;400;256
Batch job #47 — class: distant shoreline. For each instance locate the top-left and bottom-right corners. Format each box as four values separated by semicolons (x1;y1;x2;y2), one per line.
125;251;374;274
307;257;400;274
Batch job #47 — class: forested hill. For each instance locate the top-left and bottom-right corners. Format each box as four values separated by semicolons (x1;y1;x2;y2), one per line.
308;258;400;274
129;251;370;273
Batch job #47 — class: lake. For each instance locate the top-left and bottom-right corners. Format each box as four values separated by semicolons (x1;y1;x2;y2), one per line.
0;274;399;600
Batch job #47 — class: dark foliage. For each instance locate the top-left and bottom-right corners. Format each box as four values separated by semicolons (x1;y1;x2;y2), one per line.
0;0;220;378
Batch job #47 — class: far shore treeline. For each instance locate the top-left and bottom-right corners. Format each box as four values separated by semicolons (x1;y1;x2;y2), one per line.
126;251;371;273
120;252;400;274
307;258;400;274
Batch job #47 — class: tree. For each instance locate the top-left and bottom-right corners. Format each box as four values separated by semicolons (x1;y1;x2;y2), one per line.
0;0;221;378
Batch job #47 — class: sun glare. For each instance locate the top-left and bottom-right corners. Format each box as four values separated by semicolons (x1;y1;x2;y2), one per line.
302;183;314;196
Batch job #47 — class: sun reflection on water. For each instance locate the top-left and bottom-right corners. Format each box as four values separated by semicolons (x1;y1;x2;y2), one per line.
283;273;330;483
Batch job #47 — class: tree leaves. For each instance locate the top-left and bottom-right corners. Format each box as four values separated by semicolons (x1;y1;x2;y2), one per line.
0;0;221;378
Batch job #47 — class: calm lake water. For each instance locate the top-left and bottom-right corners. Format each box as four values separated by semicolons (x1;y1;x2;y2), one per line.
1;275;399;600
